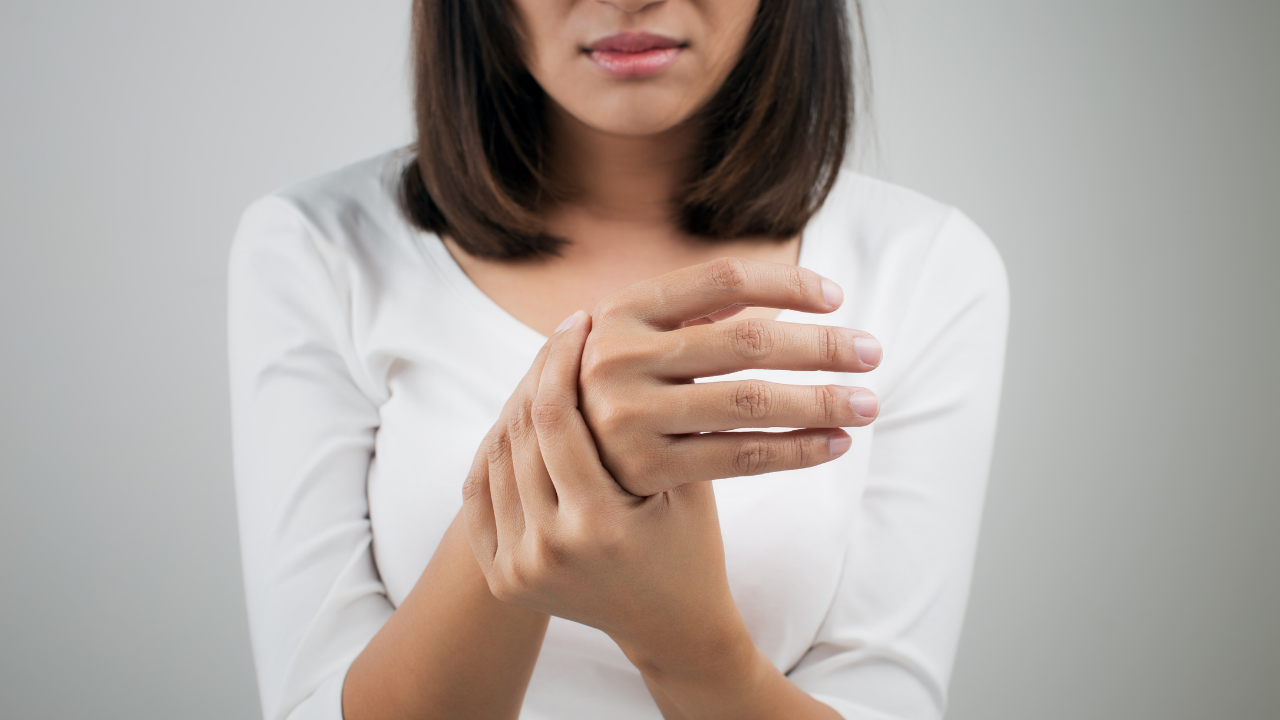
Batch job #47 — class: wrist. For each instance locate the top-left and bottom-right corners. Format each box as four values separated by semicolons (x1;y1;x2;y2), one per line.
617;613;771;717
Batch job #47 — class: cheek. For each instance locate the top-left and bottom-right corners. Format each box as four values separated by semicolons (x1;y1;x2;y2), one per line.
700;0;760;78
514;0;579;78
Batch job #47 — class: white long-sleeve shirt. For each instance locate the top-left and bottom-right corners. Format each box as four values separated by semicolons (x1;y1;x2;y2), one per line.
228;150;1009;720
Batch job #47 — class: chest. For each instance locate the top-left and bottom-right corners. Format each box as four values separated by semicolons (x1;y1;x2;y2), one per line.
441;234;801;336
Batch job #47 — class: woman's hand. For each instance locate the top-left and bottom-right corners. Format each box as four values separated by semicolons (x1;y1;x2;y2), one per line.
462;308;843;720
579;257;883;496
463;310;740;657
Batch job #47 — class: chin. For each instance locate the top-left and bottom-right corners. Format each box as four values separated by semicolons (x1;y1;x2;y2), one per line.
563;86;698;137
584;110;689;137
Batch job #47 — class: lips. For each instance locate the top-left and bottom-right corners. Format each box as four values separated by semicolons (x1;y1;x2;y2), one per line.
585;32;685;79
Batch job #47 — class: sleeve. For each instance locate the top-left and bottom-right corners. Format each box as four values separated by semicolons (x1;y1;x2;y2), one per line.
788;210;1011;719
228;197;393;720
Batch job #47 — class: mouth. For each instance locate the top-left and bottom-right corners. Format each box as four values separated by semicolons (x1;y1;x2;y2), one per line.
584;32;686;79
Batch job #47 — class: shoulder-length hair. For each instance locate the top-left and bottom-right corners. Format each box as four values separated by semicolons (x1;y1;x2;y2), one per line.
400;0;862;260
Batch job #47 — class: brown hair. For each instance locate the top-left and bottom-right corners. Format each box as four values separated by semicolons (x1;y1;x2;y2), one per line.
400;0;863;260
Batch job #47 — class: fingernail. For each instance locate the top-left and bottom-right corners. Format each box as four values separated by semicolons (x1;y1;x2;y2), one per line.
829;433;852;457
554;311;580;333
853;336;882;366
821;278;843;309
849;390;879;418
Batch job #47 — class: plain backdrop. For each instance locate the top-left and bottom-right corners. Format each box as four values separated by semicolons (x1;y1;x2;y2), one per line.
1;2;1276;718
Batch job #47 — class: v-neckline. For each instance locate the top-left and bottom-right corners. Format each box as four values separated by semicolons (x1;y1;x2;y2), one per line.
415;225;818;346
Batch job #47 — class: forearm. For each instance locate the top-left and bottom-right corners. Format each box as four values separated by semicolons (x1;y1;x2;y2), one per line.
343;511;550;720
625;618;842;720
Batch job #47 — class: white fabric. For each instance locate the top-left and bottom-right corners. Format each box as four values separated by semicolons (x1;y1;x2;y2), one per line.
228;151;1009;720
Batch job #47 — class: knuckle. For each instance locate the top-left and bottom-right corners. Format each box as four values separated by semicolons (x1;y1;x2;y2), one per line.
489;561;520;603
733;380;774;421
502;554;532;594
506;397;536;438
817;326;842;365
704;257;750;293
733;437;776;476
484;431;511;465
531;393;572;429
782;264;810;299
815;384;840;422
732;319;773;358
587;400;634;441
578;342;608;383
790;432;817;467
593;294;626;323
487;576;514;603
461;472;487;502
579;341;637;385
528;529;568;571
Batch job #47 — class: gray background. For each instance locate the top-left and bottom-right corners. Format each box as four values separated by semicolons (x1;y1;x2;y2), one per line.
1;1;1275;718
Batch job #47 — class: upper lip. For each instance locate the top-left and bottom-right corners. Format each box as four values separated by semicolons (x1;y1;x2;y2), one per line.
586;32;684;53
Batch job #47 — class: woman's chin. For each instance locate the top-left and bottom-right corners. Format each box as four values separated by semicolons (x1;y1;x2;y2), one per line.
565;101;697;138
537;60;715;138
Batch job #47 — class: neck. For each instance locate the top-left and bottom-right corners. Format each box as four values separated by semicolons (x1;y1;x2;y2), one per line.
545;102;699;226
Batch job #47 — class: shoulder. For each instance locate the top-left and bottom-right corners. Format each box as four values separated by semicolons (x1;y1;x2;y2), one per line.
231;149;424;278
817;170;1005;285
228;152;439;404
803;172;1009;396
811;170;1008;318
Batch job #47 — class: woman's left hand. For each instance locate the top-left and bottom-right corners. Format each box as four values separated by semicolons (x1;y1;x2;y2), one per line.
462;309;743;670
462;310;841;720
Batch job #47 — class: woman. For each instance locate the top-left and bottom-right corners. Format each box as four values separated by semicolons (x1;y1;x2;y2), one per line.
228;0;1008;718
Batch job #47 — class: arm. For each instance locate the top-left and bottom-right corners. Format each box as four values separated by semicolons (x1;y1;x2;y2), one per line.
787;210;1010;719
230;197;546;720
574;222;1008;719
343;511;548;720
623;634;844;720
462;261;885;720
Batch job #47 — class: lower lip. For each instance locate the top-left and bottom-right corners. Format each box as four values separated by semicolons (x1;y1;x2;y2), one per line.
588;47;682;78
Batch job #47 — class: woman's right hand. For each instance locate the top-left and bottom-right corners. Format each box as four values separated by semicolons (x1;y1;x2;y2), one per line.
579;257;883;497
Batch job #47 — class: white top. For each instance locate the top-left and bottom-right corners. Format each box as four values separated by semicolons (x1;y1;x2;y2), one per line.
228;151;1009;720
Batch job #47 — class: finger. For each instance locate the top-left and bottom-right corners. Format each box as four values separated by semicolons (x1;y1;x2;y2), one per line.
512;339;554;403
657;380;879;434
532;311;614;502
492;337;558;526
598;258;842;330
485;428;526;548
664;428;853;483
509;392;559;518
658;319;882;378
461;446;498;572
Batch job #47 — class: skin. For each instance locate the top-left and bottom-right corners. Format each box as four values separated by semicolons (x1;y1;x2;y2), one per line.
344;1;881;718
